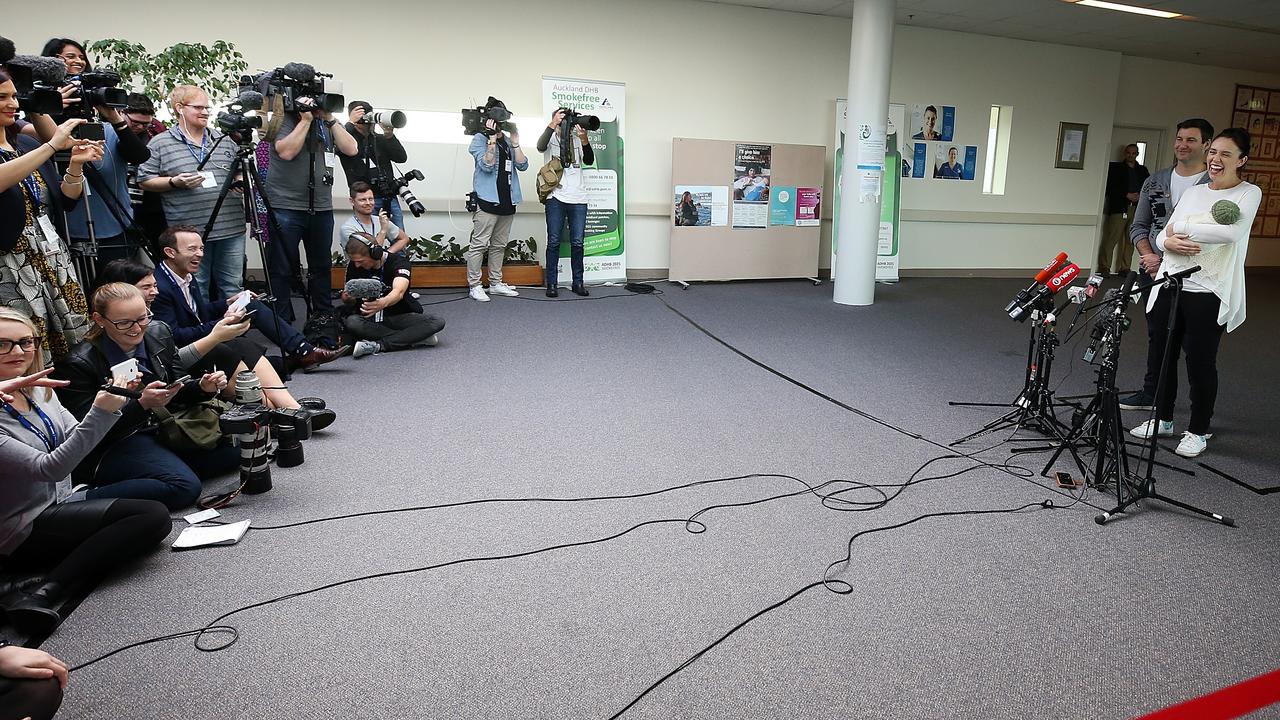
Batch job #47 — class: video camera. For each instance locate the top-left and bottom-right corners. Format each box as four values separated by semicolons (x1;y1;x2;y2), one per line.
462;97;516;136
241;62;344;114
3;55;66;116
64;70;128;118
215;90;265;143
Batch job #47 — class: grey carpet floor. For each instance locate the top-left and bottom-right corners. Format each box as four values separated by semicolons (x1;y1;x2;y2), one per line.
44;274;1280;720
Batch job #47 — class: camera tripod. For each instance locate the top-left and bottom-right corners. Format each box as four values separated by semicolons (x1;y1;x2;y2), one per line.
66;163;158;287
950;294;1080;448
1093;272;1234;527
198;132;299;378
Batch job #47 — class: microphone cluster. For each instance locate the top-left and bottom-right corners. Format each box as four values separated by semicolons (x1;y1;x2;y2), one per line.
1006;251;1080;322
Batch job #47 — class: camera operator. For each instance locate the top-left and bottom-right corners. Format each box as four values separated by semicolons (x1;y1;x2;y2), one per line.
467;98;526;302
150;226;346;373
138;85;246;300
121;93;168;245
341;181;407;256
341;232;444;358
264;91;358;324
40;37;152;264
537;108;594;297
341;100;408;228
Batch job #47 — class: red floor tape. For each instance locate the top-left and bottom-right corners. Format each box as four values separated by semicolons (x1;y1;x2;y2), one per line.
1136;668;1280;720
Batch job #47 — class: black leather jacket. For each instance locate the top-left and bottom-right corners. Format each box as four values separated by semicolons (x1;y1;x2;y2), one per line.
52;320;213;479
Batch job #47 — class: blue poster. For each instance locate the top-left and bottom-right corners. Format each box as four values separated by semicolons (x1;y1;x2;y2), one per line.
770;186;797;226
940;106;956;142
963;146;978;180
911;143;927;178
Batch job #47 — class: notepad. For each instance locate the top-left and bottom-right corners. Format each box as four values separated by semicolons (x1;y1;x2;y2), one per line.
172;520;251;549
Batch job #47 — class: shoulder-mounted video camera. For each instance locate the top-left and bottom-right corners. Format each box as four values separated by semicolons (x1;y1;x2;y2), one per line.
241;62;344;114
461;97;516;136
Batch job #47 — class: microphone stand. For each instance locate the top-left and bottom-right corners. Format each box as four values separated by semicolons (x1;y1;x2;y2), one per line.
1095;272;1235;527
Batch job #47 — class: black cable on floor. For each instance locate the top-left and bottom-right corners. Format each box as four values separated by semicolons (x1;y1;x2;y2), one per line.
652;293;1109;512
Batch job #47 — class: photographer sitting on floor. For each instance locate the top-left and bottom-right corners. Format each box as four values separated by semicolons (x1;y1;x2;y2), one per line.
341;232;444;359
341;181;407;256
151;226;346;373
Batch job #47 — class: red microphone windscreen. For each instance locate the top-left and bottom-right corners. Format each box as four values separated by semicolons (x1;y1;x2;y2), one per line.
1047;263;1080;293
1034;252;1070;283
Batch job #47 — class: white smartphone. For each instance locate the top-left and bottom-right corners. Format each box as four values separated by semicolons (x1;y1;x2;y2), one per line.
229;290;251;313
110;358;139;384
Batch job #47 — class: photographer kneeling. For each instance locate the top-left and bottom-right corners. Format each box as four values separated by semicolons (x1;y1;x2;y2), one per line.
341;232;444;359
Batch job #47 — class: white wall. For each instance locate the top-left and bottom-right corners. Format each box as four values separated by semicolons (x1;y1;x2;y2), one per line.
1114;55;1280;267
7;1;1277;274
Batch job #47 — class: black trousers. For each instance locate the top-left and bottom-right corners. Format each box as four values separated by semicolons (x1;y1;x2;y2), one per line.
343;312;445;352
1;499;172;591
1139;271;1164;397
1148;288;1226;435
0;676;61;720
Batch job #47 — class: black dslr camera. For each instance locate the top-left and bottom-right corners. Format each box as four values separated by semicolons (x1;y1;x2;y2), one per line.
369;168;426;217
461;97;516;136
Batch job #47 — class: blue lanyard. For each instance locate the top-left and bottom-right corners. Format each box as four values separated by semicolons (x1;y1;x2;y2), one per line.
173;127;210;165
2;393;60;452
0;148;42;208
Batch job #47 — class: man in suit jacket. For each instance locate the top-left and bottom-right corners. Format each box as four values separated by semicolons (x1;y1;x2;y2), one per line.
151;226;346;372
1096;143;1150;276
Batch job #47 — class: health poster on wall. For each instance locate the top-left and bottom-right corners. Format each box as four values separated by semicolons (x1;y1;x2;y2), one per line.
674;185;728;227
909;143;927;178
732;143;771;228
795;187;821;226
833;100;901;281
770;186;796;226
911;104;955;142
931;143;978;180
542;76;626;282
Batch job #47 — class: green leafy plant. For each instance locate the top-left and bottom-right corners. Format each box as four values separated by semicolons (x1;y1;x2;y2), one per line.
335;234;541;266
88;39;248;104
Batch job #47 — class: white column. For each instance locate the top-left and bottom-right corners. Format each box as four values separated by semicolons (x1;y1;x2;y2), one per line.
833;0;895;306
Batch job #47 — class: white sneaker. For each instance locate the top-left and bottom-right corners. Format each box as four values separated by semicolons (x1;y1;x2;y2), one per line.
469;286;490;302
353;339;380;359
488;282;519;297
1175;432;1208;458
422;333;439;347
1130;419;1175;439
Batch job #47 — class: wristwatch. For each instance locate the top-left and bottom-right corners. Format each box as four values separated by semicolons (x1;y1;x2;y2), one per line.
323;119;337;129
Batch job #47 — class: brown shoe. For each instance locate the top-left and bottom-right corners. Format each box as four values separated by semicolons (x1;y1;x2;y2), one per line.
287;345;349;373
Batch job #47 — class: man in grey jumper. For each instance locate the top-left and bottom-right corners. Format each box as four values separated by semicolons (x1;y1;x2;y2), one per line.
1119;118;1213;411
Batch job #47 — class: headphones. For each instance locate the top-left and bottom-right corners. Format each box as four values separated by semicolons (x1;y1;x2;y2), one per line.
349;231;383;261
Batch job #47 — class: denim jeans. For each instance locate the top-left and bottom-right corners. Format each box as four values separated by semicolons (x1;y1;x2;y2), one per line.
195;233;247;302
374;196;404;229
89;431;241;510
246;298;308;354
544;197;587;287
269;208;336;321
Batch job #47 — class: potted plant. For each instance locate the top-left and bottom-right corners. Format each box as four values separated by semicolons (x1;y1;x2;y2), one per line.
88;39;248;103
331;234;544;288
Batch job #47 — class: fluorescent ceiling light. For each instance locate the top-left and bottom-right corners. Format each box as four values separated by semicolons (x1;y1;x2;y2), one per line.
1074;0;1181;19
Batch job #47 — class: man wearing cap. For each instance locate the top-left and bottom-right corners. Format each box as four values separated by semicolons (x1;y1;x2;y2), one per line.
340;100;409;228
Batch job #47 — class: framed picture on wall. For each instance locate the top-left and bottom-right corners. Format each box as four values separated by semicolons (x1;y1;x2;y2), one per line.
1054;122;1089;170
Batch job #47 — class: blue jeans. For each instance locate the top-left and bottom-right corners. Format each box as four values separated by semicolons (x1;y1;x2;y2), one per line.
374;196;404;229
544;197;587;287
195;233;246;302
89;431;241;510
269;209;336;321
246;298;308;354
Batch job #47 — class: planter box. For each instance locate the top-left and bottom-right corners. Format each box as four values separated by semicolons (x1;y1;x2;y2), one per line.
332;262;543;289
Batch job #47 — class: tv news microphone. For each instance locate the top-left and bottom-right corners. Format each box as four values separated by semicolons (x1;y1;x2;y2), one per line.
1004;251;1069;314
1011;262;1079;322
1084;273;1103;298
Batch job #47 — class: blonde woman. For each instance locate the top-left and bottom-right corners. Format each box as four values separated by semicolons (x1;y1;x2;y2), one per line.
0;307;171;635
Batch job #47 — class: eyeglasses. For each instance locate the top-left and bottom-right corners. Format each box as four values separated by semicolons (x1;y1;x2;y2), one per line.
0;336;41;354
181;104;213;113
103;312;153;330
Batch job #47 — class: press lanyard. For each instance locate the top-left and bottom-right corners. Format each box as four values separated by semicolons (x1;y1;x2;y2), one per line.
0;147;43;208
2;393;60;452
173;127;210;165
356;217;374;235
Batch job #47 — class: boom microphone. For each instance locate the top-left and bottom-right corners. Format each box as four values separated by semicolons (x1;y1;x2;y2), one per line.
1004;251;1069;314
282;62;315;82
6;54;68;85
237;90;264;111
344;278;385;301
0;37;15;65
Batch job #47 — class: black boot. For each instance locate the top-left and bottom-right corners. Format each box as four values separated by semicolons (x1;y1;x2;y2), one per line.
572;282;589;297
3;582;66;635
546;284;559;298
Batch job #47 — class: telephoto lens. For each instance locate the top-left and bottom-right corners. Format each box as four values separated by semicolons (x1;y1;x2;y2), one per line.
235;369;264;405
220;404;273;494
271;406;312;442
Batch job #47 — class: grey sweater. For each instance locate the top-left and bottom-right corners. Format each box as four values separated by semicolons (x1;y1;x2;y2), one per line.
0;395;120;555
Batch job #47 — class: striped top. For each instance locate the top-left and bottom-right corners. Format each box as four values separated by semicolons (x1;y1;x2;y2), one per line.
139;127;245;241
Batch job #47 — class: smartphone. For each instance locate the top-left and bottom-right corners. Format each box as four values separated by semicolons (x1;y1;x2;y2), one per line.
241;308;258;318
1055;471;1081;489
229;290;251;313
73;122;105;141
166;375;192;390
110;358;139;384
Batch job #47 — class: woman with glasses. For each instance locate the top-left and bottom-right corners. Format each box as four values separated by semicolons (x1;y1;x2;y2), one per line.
0;69;102;364
139;85;247;300
0;307;171;636
40;38;151;265
52;283;239;509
